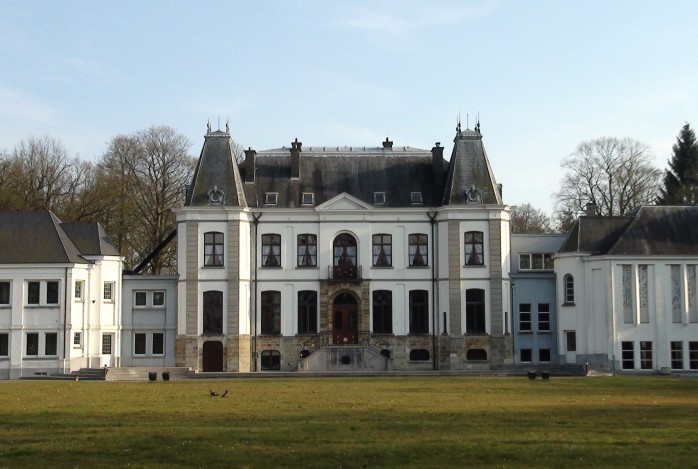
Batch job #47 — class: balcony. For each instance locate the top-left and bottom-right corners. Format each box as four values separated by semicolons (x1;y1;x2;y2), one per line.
328;265;362;282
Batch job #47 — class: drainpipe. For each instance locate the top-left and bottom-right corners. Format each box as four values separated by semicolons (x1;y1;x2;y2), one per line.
62;267;69;372
252;212;262;371
428;211;437;370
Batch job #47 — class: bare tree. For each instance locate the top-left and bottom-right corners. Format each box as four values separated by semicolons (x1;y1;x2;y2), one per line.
98;126;195;273
510;203;554;233
554;137;661;217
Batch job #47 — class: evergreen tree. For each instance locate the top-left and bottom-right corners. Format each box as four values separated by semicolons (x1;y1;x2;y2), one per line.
659;123;698;205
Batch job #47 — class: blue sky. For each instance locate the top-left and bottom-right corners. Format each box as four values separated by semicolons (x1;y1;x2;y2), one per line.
1;1;696;215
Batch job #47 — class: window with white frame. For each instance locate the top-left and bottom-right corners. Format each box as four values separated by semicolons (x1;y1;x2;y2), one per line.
102;334;113;354
297;234;317;267
671;341;683;370
74;280;84;301
0;333;7;356
464;231;484;266
27;281;59;306
373;192;386;204
640;341;653;370
262;234;281;268
539;348;551;362
134;291;147;307
519;304;531;332
45;333;57;356
537;304;550;331
690;342;698;370
25;332;57;357
0;281;9;306
73;332;82;347
410;192;423;205
265;192;278;205
408;234;428;267
563;274;574;304
372;234;392;267
621;341;634;369
134;333;146;355
103;282;114;301
26;333;39;356
204;232;224;267
520;348;532;362
519;253;554;271
153;291;165;307
301;193;314;206
134;332;164;356
152;333;164;355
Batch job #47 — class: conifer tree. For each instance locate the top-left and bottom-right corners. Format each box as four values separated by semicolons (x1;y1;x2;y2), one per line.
659;123;698;205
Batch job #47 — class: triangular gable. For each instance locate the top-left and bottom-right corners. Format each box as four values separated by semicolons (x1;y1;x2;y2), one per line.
316;192;374;211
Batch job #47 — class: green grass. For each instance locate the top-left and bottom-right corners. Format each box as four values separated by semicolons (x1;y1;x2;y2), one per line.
0;376;697;468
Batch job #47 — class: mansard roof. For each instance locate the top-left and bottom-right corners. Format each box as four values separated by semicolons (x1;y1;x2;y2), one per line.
0;211;118;264
240;145;444;208
559;206;698;256
185;130;247;207
442;127;503;205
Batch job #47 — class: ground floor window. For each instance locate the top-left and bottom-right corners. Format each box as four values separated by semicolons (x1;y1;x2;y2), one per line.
621;341;634;369
261;291;281;335
134;333;147;355
409;349;430;361
690;342;698;370
539;348;551;362
465;288;486;333
520;348;532;362
671;341;683;370
409;290;428;334
135;332;165;356
26;333;39;356
44;333;57;356
518;303;531;332
372;290;392;334
565;331;576;352
0;333;8;356
261;350;281;370
640;341;653;369
152;333;164;355
102;334;112;355
297;290;317;334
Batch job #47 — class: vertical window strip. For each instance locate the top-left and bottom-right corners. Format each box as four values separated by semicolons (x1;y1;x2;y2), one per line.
638;265;649;323
688;265;697;323
670;265;682;323
621;265;633;324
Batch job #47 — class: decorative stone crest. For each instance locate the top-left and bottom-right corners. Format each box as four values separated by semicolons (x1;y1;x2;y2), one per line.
465;185;483;204
207;186;225;206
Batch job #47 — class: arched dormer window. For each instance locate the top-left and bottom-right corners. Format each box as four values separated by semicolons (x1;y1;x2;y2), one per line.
563;274;575;305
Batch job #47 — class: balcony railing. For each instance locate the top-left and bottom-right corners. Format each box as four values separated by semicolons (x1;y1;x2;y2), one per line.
328;265;362;281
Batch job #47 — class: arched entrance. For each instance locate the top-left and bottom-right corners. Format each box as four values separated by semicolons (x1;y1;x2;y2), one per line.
202;340;224;372
333;292;358;344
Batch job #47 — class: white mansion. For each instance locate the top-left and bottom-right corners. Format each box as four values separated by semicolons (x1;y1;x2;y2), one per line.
1;125;697;378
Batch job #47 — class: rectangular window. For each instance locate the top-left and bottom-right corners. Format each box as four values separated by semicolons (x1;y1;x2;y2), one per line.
409;290;429;334
153;291;165;307
134;291;147;307
297;291;318;334
46;281;59;305
261;234;281;268
465;289;486;333
640;341;653;370
519;254;530;270
0;333;8;356
408;234;428;267
621;264;633;324
565;331;576;352
689;265;698;323
102;334;112;354
373;192;386;204
671;265;682;323
410;192;423;204
28;281;40;305
152;333;164;355
297;234;317;267
519;253;554;271
265;192;278;205
537;304;550;331
44;332;57;356
26;333;39;356
0;281;9;305
638;264;649;323
671;341;683;370
301;193;314;205
204;232;224;267
134;333;146;355
690;342;698;370
74;281;84;301
621;341;634;369
520;348;532;362
539;348;551;362
372;234;392;267
372;290;393;334
261;291;281;335
103;282;114;301
519;304;531;332
464;231;484;266
73;332;82;347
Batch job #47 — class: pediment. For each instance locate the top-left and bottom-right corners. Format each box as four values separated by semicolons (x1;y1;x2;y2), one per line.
316;192;374;211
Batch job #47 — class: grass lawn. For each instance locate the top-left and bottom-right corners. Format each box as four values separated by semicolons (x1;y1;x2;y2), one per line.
0;376;696;468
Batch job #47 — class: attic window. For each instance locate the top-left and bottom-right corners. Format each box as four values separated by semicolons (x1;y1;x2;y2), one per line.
410;192;423;205
373;192;386;205
265;193;278;206
301;193;314;206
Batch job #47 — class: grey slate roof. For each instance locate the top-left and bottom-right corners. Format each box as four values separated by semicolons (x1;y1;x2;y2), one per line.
559;206;698;256
187;128;504;209
241;146;444;208
60;223;120;257
442;128;503;205
0;211;85;264
185;130;247;207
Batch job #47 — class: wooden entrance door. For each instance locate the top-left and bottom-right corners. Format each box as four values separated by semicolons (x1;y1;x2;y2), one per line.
333;294;358;344
202;340;224;372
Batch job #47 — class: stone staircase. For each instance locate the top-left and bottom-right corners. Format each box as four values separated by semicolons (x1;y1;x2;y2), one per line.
299;345;390;372
103;367;191;381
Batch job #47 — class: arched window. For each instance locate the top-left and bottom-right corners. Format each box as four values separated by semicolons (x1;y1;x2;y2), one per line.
204;232;224;267
333;234;358;279
260;350;281;370
564;274;575;304
465;288;486;333
464;231;484;265
203;290;223;334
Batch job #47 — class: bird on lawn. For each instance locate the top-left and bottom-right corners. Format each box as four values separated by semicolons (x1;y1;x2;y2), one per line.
221;390;229;398
209;389;219;397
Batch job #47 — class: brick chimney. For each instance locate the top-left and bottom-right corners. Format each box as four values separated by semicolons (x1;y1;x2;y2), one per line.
291;138;301;179
431;142;444;184
382;137;393;149
585;202;598;216
244;147;256;183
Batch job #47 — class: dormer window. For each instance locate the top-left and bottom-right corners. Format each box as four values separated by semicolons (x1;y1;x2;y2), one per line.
265;193;278;206
301;193;314;206
373;192;386;205
410;192;423;205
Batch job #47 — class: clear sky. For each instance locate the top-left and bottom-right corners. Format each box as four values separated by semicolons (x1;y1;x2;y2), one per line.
1;1;696;216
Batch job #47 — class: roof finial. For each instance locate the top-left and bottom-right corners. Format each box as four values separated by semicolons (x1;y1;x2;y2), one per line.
207;120;211;133
475;113;480;133
225;119;229;133
456;113;461;134
217;116;220;131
